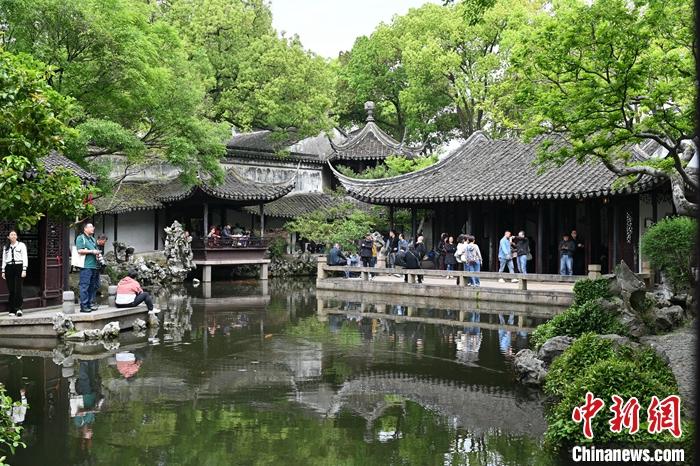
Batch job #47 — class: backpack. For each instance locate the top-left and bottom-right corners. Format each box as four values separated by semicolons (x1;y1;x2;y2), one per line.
464;244;478;264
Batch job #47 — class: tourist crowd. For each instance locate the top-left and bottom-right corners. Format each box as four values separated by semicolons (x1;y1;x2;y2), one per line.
325;228;586;284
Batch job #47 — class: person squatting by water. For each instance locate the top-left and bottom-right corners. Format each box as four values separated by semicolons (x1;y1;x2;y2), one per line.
116;270;155;311
76;223;103;313
2;230;28;317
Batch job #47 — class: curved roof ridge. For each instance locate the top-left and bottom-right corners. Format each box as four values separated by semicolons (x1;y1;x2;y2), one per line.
330;130;491;188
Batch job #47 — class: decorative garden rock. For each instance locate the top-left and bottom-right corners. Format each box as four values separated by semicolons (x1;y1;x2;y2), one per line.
613;261;648;313
52;313;75;336
101;322;120;339
537;336;575;366
132;318;147;332
65;330;86;342
163;220;195;283
513;349;547;386
147;311;160;328
598;334;640;349
652;305;685;333
616;308;647;338
84;328;103;340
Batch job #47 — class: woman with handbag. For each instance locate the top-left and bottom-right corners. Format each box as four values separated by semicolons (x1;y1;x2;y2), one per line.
2;230;28;317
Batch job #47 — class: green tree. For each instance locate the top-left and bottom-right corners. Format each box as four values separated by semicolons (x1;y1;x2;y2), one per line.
284;200;385;251
336;155;439;179
335;0;537;144
0;49;93;228
164;0;336;139
508;0;696;215
1;0;229;186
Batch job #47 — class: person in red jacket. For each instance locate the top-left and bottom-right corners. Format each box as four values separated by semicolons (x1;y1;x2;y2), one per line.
115;270;154;311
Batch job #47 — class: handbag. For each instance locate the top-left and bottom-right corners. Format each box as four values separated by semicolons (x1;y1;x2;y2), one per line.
71;245;86;268
527;252;533;261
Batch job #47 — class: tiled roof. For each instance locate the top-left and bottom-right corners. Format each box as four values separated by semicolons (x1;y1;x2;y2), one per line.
42;151;97;182
226;130;327;165
93;183;165;214
329;121;422;161
331;132;657;205
241;192;339;218
157;166;296;203
243;192;375;218
95;167;295;213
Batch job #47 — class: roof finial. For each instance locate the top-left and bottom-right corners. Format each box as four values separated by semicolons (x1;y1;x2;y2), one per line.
364;101;375;122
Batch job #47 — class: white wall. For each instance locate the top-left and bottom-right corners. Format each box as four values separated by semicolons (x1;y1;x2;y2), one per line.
226;161;324;193
110;210;158;253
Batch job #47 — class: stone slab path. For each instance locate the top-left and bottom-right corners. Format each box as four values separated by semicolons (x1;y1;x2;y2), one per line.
641;322;696;418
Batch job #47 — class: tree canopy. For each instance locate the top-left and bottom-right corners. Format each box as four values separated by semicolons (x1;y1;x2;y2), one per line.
335;155;439;179
284;199;386;251
507;0;696;214
164;0;336;139
0;0;229;185
335;0;540;145
0;49;93;228
0;0;337;192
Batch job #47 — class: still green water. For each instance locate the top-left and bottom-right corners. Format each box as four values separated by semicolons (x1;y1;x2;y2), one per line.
1;279;563;465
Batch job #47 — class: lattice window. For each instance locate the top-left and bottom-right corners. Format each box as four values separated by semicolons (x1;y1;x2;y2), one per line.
46;219;63;257
625;211;633;244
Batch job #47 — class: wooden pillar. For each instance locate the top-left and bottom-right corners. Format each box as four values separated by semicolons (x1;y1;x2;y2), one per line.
612;202;619;266
411;206;417;239
536;202;544;274
584;200;592;271
203;202;209;236
153;210;159;250
259;203;265;238
651;191;658;222
220;207;226;227
489;203;498;271
431;204;437;249
389;205;395;230
113;214;118;242
548;202;556;273
466;204;473;235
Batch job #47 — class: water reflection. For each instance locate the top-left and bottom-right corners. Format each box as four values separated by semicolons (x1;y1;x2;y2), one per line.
1;279;563;466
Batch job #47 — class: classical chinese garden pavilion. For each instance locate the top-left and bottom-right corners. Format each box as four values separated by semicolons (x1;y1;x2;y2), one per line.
331;131;675;274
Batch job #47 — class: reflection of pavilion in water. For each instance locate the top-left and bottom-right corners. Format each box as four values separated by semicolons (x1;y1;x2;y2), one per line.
318;290;536;360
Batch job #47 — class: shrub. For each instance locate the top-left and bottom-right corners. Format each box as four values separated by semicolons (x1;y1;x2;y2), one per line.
545;333;618;398
267;237;287;259
531;301;627;349
543;334;686;449
573;278;612;306
0;385;25;461
641;216;696;292
545;357;687;449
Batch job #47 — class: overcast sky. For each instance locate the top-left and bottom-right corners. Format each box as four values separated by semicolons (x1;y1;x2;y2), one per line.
269;0;440;58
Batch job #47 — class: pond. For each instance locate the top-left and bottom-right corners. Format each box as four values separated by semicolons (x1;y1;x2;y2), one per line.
1;279;566;465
